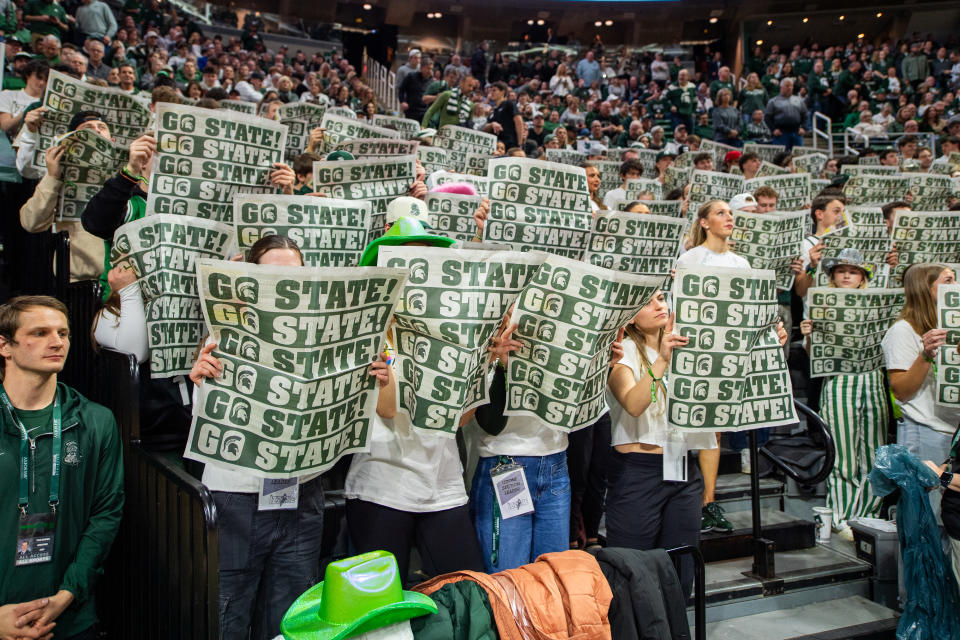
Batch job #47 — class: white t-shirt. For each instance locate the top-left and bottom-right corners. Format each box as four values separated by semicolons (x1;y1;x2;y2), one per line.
603;187;626;211
674;245;751;269
474;414;568;458
0;89;34;118
344;409;467;512
607;337;717;449
882;319;960;434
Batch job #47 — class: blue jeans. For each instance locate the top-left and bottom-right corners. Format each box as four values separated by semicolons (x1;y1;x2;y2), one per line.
470;452;571;572
727;428;770;451
214;478;324;640
771;130;803;151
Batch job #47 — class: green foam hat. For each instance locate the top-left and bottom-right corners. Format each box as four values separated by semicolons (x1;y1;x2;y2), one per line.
358;217;455;266
281;550;437;640
325;150;355;161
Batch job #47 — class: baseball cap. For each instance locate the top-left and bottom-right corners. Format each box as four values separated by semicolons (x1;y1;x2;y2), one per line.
386;196;432;227
729;193;758;211
724;150;742;165
408;49;421;59
145;30;159;38
656;151;677;162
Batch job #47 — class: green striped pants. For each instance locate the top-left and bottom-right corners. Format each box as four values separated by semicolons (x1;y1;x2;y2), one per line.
818;369;889;528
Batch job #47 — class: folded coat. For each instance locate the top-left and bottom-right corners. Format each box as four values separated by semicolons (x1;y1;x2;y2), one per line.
413;550;612;640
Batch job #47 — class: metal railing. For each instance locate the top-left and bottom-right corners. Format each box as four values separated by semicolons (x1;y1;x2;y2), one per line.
364;52;401;115
811;112;834;158
668;545;706;640
93;348;220;640
844;128;872;155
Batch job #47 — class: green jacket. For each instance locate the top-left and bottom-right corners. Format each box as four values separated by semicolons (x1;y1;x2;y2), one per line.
422;90;471;129
666;83;697;116
0;383;124;637
709;79;734;104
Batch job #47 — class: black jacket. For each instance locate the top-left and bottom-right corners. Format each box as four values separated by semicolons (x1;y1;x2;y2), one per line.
81;173;148;241
589;547;691;640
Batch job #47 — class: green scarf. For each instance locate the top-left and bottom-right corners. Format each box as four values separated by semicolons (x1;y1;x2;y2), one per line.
445;87;472;125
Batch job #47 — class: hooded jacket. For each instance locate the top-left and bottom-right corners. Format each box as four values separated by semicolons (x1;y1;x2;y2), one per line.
0;383;124;637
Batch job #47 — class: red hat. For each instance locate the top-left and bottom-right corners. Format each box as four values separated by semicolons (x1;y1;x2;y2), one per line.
724;150;742;165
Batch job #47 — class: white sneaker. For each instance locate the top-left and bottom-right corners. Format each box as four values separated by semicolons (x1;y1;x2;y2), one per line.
740;448;751;474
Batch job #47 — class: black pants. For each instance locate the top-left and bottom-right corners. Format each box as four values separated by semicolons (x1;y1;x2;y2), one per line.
605;450;704;596
567;412;611;544
346;499;483;583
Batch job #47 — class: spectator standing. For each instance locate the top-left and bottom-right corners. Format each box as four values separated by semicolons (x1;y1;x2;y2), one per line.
709;66;735;104
667;68;697;133
0;295;124;640
398;57;433;123
764;78;807;150
422;74;477;129
484;81;524;149
443;53;469;80
711;89;742;147
23;0;71;47
395;49;421;94
470;42;487;83
738;73;768;123
75;0;117;43
650;52;669;87
576;50;601;91
901;42;930;90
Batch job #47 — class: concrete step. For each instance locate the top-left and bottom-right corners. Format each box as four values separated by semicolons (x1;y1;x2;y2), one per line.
714;473;785;513
701;508;815;562
705;595;898;640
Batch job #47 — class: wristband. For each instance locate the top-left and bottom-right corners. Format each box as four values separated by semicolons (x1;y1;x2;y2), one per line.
941;471;954;489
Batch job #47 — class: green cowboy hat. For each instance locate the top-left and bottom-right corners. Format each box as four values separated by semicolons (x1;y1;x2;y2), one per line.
358;216;455;266
281;550;437;640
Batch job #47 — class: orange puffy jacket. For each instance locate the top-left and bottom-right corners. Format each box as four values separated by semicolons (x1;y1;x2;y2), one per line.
415;550;612;640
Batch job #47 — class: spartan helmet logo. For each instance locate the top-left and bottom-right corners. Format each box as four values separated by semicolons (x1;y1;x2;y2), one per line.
240;308;259;333
113;233;132;256
528;367;544;388
532;344;550;367
408;258;429;284
413;336;431;362
699;329;715;350
173;200;188;215
235;278;259;304
700;302;717;324
260;204;278;224
702;277;720;297
693;380;710;401
690;405;706;425
537;320;556;342
220;432;244;461
550;267;571;291
180;115;196;133
64;166;81;182
177;158;192;175
696;355;712;377
825;293;838;307
522;389;539;410
235;365;257;394
543;293;563;318
405;289;427;316
239;336;260;361
229;399;251;425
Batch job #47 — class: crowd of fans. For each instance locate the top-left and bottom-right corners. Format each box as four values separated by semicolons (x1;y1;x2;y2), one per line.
3;2;960;639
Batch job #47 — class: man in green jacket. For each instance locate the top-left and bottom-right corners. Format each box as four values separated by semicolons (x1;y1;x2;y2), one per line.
0;296;124;639
667;68;697;133
422;74;478;129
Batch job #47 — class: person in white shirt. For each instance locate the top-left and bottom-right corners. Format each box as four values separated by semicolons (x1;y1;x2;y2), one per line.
235;71;265;102
0;59;48;141
189;235;397;640
602;159;643;210
675;199;789;533
883;263;960;466
606;289;718;595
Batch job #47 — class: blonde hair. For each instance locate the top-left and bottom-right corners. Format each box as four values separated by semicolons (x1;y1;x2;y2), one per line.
623;318;666;415
689;199;726;247
898;263;952;335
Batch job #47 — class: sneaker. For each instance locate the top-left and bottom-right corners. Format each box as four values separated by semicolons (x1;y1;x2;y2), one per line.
740;448;751;474
704;502;734;533
700;506;716;533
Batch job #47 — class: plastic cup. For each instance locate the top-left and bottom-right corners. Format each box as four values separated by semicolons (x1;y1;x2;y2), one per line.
813;506;833;542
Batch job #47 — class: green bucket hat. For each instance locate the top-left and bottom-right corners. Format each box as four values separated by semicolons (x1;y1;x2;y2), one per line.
358;217;456;266
281;550;437;640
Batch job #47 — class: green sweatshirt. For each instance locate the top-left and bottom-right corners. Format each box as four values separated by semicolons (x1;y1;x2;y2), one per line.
667;83;697;116
0;383;124;637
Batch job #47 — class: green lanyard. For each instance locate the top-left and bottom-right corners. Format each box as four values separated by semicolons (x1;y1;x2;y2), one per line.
0;388;62;517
